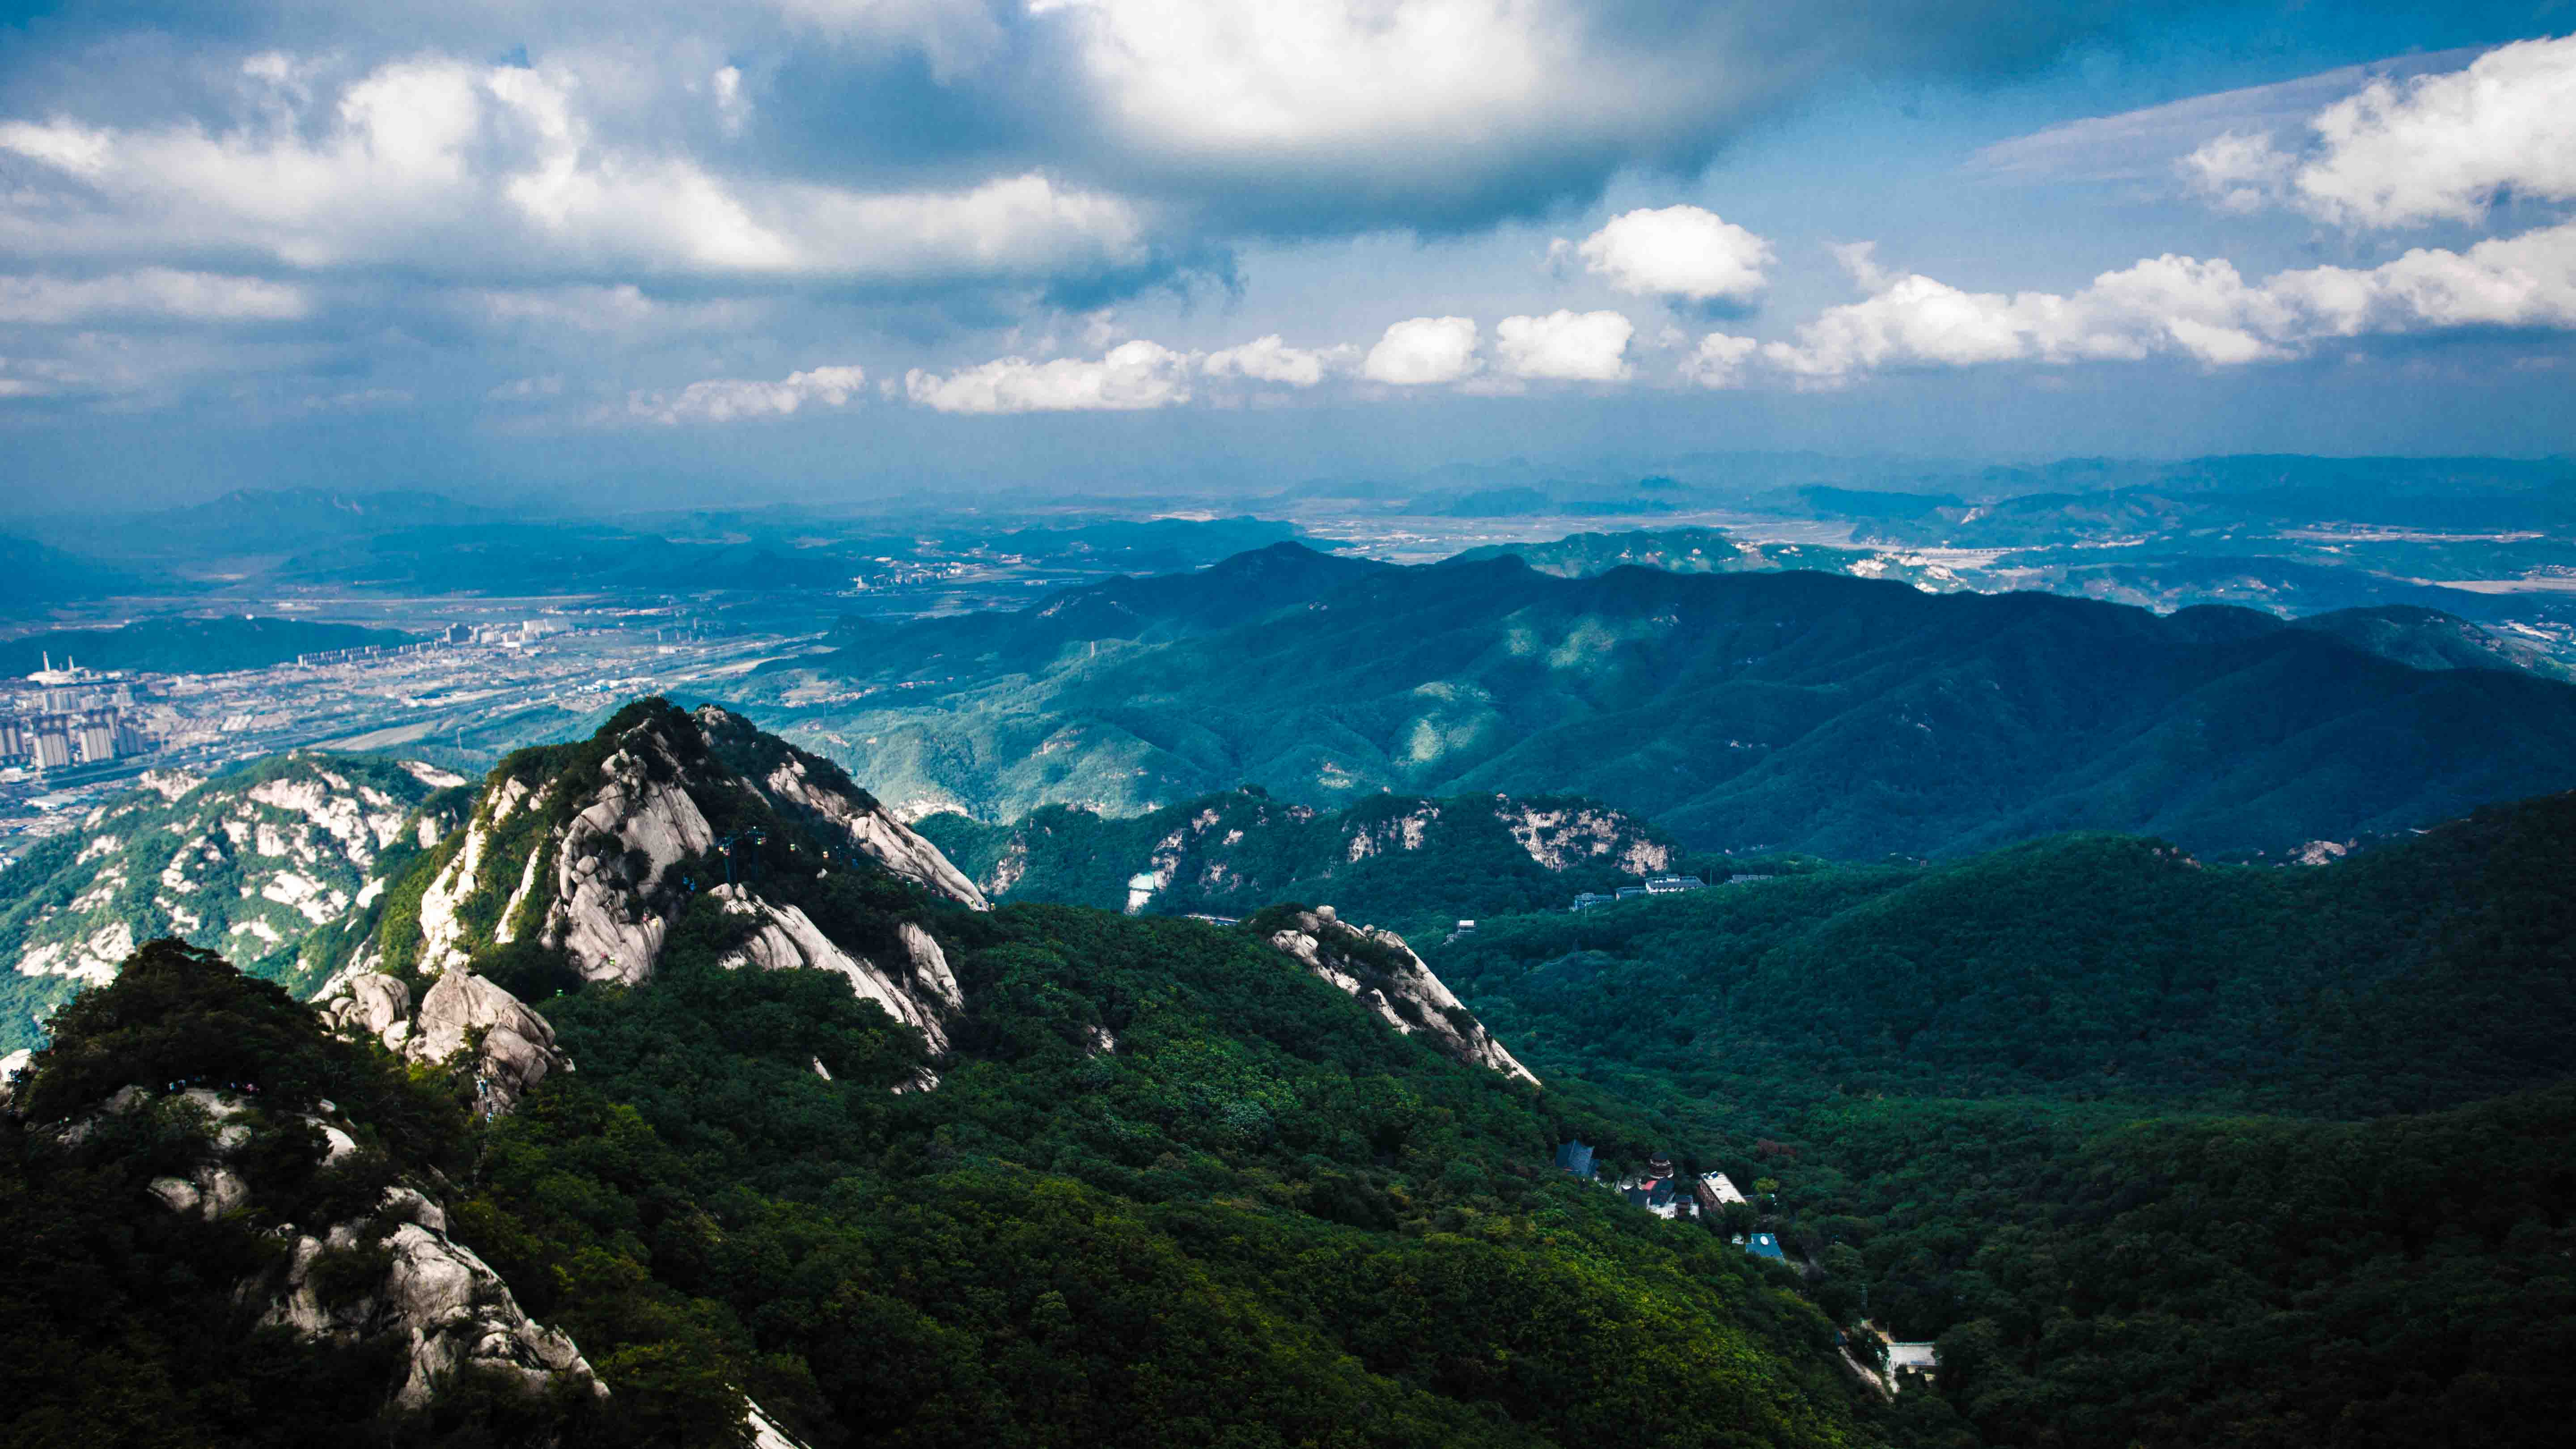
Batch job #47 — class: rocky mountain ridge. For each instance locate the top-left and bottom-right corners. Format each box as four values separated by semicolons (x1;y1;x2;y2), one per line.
314;700;991;1101
1260;904;1538;1085
918;786;1680;938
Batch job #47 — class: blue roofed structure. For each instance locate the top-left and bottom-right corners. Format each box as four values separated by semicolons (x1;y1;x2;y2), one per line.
1555;1140;1596;1178
1746;1232;1788;1262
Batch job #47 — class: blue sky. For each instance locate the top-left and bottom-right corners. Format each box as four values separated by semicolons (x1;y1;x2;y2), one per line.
1;1;2571;508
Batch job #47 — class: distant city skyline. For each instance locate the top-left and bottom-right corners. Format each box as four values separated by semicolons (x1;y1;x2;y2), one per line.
1;2;2571;508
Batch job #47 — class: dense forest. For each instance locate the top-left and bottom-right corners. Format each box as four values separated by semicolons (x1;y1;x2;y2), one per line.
1425;791;2576;1447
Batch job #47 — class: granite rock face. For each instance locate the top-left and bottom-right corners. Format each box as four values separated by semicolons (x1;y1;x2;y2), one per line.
711;885;960;1061
1267;907;1539;1086
542;732;716;985
84;1083;605;1415
263;1218;602;1409
319;967;565;1114
318;971;413;1051
700;705;990;911
760;754;992;911
378;706;986;999
315;704;984;1104
409;970;565;1113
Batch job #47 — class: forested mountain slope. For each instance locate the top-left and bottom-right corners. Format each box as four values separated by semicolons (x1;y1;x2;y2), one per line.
757;554;2576;858
0;940;609;1444
0;701;1894;1447
2289;602;2574;679
1435;788;2576;1118
1417;789;2576;1449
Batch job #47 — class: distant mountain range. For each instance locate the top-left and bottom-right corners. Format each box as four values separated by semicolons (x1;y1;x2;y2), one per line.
756;542;2576;859
10;489;1309;599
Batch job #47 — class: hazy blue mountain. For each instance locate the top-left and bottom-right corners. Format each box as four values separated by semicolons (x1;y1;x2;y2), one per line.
809;540;1391;680
1992;552;2556;623
1443;527;1977;592
25;487;496;563
763;554;2576;859
0;533;158;606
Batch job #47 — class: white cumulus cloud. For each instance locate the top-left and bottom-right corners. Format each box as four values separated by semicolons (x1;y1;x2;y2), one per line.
1362;316;1481;385
904;339;1195;413
1494;309;1633;381
1568;205;1772;303
1680;332;1759;388
1202;334;1357;386
2181;34;2576;228
627;364;868;424
1763;222;2576;382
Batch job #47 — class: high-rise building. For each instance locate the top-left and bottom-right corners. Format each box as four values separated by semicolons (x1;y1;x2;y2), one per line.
76;710;118;764
30;716;74;770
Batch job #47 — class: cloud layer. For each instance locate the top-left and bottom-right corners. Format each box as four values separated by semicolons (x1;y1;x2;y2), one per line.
0;10;2569;436
0;54;1150;287
2183;33;2576;226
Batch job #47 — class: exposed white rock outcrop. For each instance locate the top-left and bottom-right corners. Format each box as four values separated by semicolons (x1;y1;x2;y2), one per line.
710;885;958;1057
493;831;548;945
541;739;715;984
750;749;989;910
264;1220;602;1409
1266;907;1539;1086
748;1397;814;1449
402;760;468;790
1497;800;1670;875
138;769;206;802
82;1079;605;1414
0;1047;31;1106
407;970;566;1114
898;920;963;1011
318;971;415;1052
415;777;537;976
